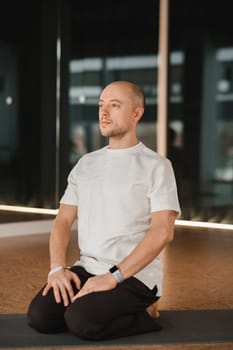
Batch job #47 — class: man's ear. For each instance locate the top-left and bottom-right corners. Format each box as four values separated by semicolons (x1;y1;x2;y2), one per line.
134;107;144;122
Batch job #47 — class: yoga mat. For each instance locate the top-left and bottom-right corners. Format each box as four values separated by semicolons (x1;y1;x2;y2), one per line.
0;310;232;348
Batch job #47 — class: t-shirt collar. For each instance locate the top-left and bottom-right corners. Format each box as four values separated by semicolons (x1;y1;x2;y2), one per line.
106;141;143;155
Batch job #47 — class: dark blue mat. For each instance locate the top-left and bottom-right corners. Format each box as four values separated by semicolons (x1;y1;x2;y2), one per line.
0;309;233;348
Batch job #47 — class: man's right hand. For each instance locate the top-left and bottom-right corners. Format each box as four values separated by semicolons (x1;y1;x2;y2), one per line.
42;268;81;306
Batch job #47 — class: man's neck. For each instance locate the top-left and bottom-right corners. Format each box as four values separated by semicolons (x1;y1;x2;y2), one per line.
108;136;139;149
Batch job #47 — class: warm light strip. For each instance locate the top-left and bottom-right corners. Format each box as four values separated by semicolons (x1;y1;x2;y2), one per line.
0;205;58;215
0;205;232;231
175;219;233;231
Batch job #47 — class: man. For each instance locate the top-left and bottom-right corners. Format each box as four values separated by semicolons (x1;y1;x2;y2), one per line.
27;81;180;340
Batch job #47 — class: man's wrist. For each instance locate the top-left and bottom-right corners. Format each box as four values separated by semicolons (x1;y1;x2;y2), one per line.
48;265;70;277
109;265;125;283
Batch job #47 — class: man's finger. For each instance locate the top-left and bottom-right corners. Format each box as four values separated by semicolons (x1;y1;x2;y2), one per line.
72;285;92;302
42;283;51;296
64;281;75;301
71;272;81;290
58;284;70;306
53;284;62;304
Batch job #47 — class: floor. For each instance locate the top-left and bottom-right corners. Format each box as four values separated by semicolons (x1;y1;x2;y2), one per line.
0;211;233;350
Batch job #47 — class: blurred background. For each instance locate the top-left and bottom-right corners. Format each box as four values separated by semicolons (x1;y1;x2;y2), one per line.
0;0;232;224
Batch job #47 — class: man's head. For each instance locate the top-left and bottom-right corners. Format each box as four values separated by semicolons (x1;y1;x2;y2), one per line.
98;81;145;143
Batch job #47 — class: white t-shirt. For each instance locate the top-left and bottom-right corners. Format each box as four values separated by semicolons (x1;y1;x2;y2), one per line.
60;141;180;295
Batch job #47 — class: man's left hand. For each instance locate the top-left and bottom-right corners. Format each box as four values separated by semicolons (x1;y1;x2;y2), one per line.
72;273;118;302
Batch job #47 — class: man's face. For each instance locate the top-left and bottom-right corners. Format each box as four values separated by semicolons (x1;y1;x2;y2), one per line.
98;84;137;139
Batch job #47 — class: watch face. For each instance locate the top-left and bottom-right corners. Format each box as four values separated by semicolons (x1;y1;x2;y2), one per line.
109;265;118;273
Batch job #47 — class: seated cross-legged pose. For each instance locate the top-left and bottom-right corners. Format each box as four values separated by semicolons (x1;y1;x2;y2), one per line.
27;80;180;340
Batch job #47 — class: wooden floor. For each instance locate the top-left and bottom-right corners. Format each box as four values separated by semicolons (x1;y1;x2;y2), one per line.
0;214;233;350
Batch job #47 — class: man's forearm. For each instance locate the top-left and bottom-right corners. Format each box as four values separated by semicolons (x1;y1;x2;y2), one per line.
118;211;176;280
48;204;77;270
118;228;170;279
49;218;72;269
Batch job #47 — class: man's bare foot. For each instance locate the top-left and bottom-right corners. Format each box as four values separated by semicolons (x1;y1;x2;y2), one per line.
146;301;160;319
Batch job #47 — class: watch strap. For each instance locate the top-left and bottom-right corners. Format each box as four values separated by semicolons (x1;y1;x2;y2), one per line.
109;265;124;283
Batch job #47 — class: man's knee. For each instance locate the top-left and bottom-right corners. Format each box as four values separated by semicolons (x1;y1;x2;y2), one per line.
65;306;105;340
27;300;49;333
27;296;66;334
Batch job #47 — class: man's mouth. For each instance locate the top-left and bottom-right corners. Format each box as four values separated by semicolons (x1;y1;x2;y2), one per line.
100;120;111;126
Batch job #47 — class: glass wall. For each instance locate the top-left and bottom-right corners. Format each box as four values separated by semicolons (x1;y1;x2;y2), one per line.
0;2;43;207
0;0;232;224
0;1;69;209
168;0;233;222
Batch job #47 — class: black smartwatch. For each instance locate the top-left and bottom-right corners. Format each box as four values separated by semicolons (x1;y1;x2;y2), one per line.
109;265;124;283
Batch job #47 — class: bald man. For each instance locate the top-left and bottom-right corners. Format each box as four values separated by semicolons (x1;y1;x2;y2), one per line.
28;81;180;340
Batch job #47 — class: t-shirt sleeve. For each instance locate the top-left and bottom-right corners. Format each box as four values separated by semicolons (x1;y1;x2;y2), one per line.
60;164;79;206
149;158;181;216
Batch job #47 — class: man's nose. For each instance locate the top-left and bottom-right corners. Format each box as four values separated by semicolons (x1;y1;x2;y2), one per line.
100;107;109;119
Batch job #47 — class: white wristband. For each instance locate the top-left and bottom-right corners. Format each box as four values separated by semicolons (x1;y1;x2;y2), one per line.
48;266;64;277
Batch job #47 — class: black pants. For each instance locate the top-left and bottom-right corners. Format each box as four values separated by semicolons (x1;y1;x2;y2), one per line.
27;266;161;340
